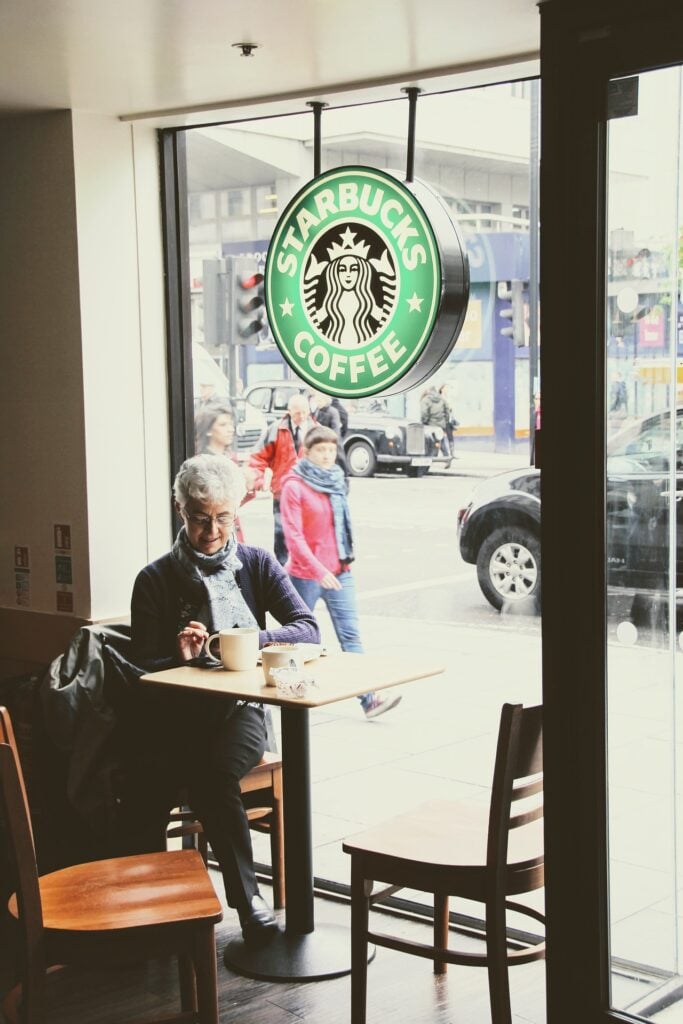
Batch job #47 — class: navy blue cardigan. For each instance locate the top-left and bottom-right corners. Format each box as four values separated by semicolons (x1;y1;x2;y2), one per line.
131;543;320;672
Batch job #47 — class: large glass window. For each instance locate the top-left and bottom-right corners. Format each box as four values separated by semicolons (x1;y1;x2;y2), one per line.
605;64;683;1018
168;78;543;1011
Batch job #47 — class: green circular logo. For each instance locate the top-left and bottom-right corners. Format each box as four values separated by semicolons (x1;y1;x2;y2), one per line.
265;167;443;398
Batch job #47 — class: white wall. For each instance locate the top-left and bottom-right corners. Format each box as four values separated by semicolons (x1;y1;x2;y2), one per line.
0;110;170;627
72;113;170;620
131;124;173;566
0;111;91;617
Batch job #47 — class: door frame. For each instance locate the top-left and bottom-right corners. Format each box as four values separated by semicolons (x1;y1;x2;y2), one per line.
540;2;683;1022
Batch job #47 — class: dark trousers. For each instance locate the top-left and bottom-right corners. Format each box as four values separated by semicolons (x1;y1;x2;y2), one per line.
117;698;267;916
272;496;288;565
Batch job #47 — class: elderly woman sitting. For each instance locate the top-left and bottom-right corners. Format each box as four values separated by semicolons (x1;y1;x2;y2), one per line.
130;454;320;947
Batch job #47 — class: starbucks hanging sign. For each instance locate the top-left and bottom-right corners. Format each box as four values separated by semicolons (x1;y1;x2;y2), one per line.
265;166;469;398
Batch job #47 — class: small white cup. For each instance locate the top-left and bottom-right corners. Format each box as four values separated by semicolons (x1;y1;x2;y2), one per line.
261;645;304;686
204;627;259;671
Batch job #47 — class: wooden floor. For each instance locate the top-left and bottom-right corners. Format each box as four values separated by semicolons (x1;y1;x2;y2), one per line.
0;876;547;1024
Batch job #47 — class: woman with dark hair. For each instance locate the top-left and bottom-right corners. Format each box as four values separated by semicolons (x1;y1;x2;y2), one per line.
194;402;249;539
195;401;236;456
130;454;320;947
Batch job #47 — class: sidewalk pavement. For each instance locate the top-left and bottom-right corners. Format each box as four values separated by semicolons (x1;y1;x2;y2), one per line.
432;447;533;478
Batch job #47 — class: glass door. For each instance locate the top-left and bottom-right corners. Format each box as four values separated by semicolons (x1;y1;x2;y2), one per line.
605;65;683;1017
539;5;683;1023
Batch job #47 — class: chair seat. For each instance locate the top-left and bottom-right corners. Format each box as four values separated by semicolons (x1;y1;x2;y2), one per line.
239;751;282;795
0;703;222;1024
9;850;222;933
342;799;543;874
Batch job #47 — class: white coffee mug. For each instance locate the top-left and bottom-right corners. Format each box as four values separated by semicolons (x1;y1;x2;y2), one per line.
204;627;259;671
261;645;304;686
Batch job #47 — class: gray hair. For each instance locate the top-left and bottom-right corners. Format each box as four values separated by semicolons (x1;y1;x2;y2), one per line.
288;393;309;414
173;454;246;509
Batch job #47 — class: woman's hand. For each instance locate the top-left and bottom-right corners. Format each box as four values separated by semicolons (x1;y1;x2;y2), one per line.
177;620;209;661
320;571;342;590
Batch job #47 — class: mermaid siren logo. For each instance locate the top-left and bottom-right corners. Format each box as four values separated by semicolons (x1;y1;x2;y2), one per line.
265;167;469;398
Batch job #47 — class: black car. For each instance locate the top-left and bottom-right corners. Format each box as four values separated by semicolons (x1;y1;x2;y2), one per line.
242;380;434;478
457;408;683;612
457;467;541;610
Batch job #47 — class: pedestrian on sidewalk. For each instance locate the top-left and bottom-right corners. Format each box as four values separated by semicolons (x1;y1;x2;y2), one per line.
279;424;401;720
439;383;459;458
420;383;451;457
309;390;349;480
247;394;315;565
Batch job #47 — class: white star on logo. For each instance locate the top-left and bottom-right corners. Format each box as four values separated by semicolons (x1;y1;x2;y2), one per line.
339;226;358;248
407;292;423;312
279;298;294;317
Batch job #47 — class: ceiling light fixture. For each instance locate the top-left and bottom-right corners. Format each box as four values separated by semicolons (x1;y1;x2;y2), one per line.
232;42;259;57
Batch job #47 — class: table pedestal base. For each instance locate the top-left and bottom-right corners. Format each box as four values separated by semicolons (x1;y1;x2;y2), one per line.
223;923;375;982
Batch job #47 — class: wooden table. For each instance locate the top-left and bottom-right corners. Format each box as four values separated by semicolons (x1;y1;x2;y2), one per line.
141;652;444;982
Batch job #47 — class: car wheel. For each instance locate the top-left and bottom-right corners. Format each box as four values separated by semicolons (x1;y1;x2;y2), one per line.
346;440;377;478
476;526;541;612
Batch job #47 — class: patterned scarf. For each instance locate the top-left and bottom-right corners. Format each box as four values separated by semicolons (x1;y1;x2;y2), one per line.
292;459;354;563
170;528;258;631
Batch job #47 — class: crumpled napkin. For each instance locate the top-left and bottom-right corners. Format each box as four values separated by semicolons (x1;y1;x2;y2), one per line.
270;659;318;699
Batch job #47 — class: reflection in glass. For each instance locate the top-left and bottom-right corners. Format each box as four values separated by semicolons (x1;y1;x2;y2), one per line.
195;402;236;457
606;65;683;1018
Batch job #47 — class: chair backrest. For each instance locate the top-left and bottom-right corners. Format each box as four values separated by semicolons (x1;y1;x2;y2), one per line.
0;707;45;978
0;706;34;849
486;703;543;877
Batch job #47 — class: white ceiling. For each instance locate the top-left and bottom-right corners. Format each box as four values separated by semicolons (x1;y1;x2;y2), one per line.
0;0;539;126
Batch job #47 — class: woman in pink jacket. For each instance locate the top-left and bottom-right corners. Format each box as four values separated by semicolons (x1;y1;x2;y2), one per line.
279;424;401;720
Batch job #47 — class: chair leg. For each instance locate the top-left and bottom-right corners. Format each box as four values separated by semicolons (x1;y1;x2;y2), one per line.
486;897;512;1024
9;957;49;1024
433;893;449;975
197;828;209;866
270;778;285;910
193;925;219;1024
350;858;370;1024
178;952;197;1013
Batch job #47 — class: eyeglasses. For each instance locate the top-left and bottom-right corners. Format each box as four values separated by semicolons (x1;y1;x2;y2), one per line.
181;509;236;529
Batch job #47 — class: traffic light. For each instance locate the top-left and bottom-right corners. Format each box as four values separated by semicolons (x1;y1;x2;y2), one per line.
229;257;265;343
499;279;527;347
201;256;265;346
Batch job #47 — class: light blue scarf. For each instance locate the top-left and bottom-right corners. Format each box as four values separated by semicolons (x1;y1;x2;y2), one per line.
170;528;258;631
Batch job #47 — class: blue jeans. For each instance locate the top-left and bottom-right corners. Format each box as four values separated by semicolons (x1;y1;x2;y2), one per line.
290;573;373;709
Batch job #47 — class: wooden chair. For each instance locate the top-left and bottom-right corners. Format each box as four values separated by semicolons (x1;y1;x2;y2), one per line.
342;703;544;1024
167;750;286;908
0;706;223;1024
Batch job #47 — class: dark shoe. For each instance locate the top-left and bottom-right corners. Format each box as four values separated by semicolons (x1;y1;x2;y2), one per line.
240;894;278;947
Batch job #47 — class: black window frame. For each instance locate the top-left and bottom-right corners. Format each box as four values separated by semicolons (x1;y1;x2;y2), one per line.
540;3;683;1022
160;129;194;498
